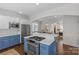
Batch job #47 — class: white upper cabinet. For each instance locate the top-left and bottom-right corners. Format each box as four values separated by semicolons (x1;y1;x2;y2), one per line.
0;15;20;29
0;16;9;29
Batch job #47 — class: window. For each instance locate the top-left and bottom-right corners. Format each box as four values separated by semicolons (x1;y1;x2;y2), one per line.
32;22;38;33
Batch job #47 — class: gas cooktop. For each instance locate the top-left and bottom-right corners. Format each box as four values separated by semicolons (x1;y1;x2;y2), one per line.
29;36;45;41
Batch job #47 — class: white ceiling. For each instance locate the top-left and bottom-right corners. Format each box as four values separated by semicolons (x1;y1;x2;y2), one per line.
34;16;63;24
0;3;79;20
0;3;69;17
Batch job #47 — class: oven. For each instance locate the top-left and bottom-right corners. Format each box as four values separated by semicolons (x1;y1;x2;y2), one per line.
27;39;40;55
27;36;45;55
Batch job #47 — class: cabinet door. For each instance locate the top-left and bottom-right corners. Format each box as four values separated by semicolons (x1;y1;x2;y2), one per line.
9;36;15;46
9;35;20;46
14;35;20;45
40;41;57;55
40;43;49;55
0;16;9;29
24;38;28;53
49;41;57;55
0;35;20;50
0;37;10;50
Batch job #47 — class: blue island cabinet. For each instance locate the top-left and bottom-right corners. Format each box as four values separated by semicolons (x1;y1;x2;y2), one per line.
24;38;28;53
40;41;57;55
0;35;20;50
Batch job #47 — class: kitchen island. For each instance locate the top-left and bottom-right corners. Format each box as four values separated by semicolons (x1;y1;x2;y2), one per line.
24;33;57;55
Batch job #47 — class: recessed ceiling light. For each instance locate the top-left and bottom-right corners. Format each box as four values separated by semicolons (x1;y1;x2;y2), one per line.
54;16;57;18
19;11;23;14
36;3;39;6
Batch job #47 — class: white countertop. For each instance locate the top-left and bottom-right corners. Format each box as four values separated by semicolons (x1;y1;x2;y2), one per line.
0;32;20;37
24;33;56;45
40;35;55;45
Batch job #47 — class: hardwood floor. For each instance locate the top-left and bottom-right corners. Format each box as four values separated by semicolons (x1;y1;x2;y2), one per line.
14;44;24;55
13;43;79;55
57;36;79;55
63;44;79;55
0;40;79;55
0;44;24;55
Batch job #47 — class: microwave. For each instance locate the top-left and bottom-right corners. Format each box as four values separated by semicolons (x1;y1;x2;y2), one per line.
9;22;20;29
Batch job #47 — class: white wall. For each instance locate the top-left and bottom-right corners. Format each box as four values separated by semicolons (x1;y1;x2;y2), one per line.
0;8;31;37
63;15;79;47
0;15;31;37
20;19;31;24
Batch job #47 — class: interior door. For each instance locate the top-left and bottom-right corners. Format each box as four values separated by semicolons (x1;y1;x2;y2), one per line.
21;24;30;43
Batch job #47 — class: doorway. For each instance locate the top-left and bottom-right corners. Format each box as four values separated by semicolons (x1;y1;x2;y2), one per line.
21;24;30;43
